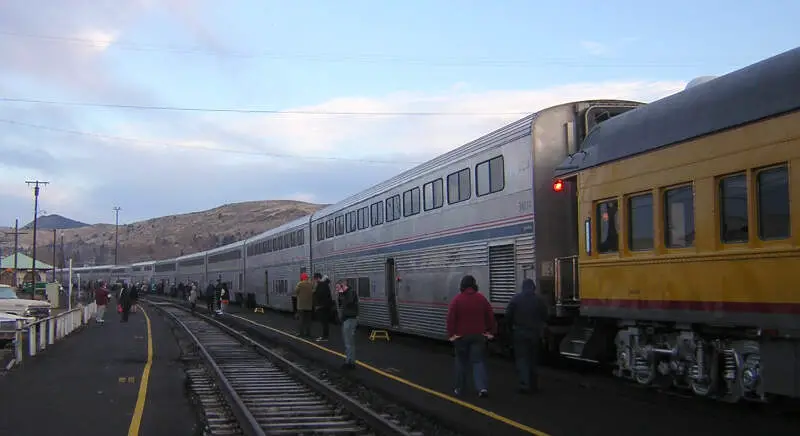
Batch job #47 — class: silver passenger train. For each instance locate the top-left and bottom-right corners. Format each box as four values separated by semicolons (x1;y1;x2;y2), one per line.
69;99;642;341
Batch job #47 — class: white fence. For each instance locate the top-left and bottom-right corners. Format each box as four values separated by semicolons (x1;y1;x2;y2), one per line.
7;302;98;369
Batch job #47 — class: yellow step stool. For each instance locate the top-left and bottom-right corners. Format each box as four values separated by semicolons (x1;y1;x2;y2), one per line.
369;329;390;342
253;307;265;314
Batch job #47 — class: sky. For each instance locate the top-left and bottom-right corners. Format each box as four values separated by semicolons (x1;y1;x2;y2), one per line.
0;0;797;226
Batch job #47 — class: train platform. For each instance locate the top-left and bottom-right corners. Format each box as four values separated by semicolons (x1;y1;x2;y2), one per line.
156;297;798;436
0;302;198;436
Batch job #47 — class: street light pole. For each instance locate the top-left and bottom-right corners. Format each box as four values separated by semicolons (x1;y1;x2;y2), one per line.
25;181;49;298
113;206;121;265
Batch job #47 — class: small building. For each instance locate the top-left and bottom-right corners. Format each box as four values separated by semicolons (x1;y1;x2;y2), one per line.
0;253;52;287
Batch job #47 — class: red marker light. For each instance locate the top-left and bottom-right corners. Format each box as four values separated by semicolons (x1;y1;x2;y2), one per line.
553;179;564;192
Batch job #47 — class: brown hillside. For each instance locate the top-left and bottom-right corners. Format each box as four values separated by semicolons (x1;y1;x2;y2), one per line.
0;200;324;267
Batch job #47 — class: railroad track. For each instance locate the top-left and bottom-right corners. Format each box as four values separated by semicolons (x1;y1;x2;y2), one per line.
149;301;416;436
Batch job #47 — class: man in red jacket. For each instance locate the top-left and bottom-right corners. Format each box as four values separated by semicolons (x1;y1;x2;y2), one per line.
94;283;110;324
446;275;496;398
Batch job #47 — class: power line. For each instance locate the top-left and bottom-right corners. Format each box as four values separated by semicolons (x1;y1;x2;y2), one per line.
0;30;710;68
0;118;425;165
0;97;532;116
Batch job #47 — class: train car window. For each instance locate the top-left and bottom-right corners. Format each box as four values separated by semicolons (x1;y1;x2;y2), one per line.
403;187;421;217
326;219;334;238
316;223;325;241
267;239;273;252
476;155;505;197
297;229;305;245
628;193;654;251
345;211;355;233
447;168;471;204
335;216;345;235
290;231;297;247
283;234;291;248
386;195;401;222
595;199;619;253
664;186;695;248
357;277;371;297
423;178;444;211
357;206;369;230
719;173;749;243
757;165;791;240
372;200;384;225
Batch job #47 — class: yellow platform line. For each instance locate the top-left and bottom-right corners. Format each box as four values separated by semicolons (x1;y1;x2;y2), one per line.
231;313;550;436
128;307;154;436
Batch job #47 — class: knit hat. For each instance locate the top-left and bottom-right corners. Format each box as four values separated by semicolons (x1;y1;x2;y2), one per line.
459;275;478;292
300;272;309;281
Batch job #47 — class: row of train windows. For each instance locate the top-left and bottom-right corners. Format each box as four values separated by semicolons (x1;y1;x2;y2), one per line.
595;164;791;254
208;250;242;264
179;259;204;268
315;155;505;241
341;277;372;298
155;265;176;273
247;229;306;257
271;279;289;295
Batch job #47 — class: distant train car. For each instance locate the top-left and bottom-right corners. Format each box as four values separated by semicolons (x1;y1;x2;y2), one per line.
110;266;130;284
175;252;207;289
130;261;155;285
552;47;800;402
244;217;311;311
153;259;177;288
205;241;245;302
308;99;642;340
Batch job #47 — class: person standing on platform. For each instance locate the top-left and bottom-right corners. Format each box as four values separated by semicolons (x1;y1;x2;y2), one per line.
505;278;549;393
446;275;496;398
205;282;215;313
119;285;132;322
94;283;110;324
129;283;139;314
188;284;198;314
336;280;359;370
293;273;314;337
312;273;333;342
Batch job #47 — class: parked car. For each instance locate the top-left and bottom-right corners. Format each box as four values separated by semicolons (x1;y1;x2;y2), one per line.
0;284;52;319
0;312;34;347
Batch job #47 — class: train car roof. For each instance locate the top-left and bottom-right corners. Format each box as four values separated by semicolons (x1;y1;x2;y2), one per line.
311;112;538;219
554;46;800;178
174;251;205;262
205;240;245;255
154;258;177;265
130;260;156;266
245;216;310;244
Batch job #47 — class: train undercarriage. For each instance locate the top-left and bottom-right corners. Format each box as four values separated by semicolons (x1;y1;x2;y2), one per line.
613;326;764;403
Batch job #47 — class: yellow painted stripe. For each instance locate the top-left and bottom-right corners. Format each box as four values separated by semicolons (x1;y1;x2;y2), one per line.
128;307;154;436
231;314;550;436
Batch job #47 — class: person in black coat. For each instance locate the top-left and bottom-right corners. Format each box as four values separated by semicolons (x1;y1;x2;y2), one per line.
312;273;334;341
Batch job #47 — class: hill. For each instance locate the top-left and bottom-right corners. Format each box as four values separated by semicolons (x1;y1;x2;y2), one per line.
1;200;324;267
23;214;89;230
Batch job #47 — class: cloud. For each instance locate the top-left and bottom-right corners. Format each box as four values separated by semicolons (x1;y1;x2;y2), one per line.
581;40;610;56
0;80;686;225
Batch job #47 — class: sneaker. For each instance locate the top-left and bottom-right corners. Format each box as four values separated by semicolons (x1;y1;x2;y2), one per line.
478;389;488;398
315;337;328;342
453;388;462;396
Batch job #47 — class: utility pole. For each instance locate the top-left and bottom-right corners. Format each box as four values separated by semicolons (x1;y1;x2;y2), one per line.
10;219;27;288
25;180;48;298
60;232;65;283
113;206;121;265
51;228;56;283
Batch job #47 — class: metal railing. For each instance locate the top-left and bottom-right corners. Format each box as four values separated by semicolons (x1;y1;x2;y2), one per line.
6;302;98;369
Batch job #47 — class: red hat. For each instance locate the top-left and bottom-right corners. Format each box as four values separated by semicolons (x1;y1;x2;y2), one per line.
300;272;308;281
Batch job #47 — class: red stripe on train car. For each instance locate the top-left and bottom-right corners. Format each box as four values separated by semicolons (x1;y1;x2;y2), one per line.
582;298;800;314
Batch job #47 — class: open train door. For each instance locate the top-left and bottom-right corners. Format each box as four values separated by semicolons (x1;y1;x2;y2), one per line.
385;258;400;327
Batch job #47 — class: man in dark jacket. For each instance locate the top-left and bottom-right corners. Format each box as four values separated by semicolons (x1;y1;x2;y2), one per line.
205;283;216;313
505;278;549;393
446;275;496;398
312;273;333;342
336;280;359;369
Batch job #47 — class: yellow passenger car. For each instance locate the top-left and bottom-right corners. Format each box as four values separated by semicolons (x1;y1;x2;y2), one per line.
552;46;800;403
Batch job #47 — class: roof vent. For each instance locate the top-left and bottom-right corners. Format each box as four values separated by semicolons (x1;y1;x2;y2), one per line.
685;75;718;90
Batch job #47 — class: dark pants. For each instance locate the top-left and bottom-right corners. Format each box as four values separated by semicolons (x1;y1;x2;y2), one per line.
121;303;131;322
513;329;541;391
206;297;214;313
453;334;488;393
316;307;330;339
190;302;196;314
298;310;312;337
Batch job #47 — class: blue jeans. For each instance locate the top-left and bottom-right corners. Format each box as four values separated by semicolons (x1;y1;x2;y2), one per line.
453;334;488;393
342;318;358;363
513;329;540;390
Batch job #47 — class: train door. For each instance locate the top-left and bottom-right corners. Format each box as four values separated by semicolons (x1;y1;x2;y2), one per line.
385;258;400;327
264;270;270;306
